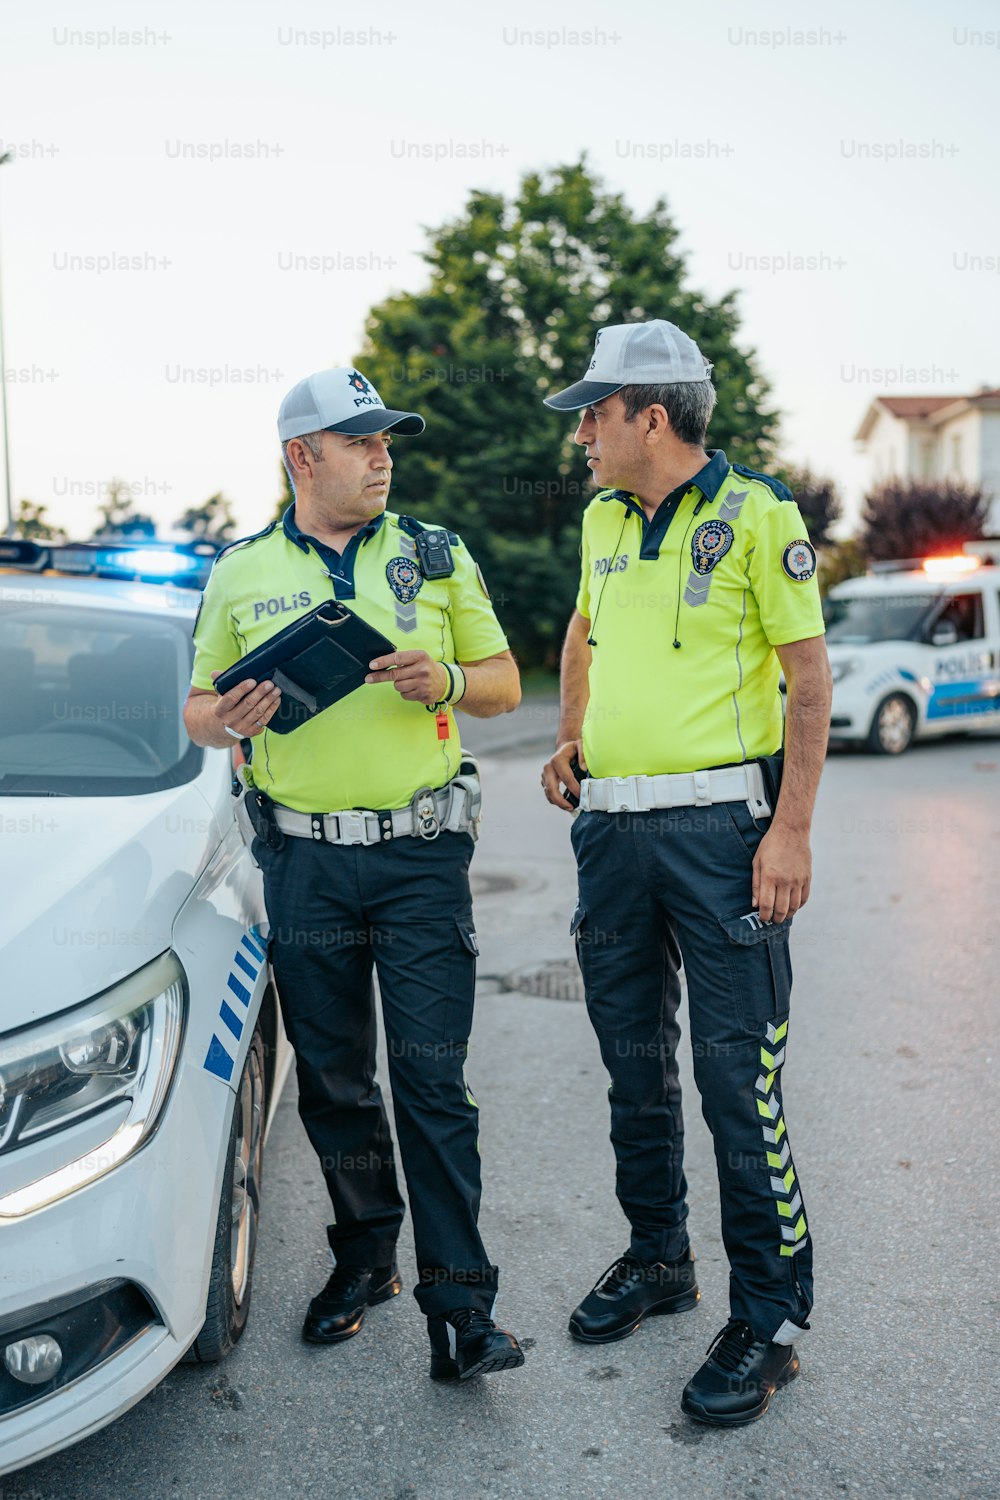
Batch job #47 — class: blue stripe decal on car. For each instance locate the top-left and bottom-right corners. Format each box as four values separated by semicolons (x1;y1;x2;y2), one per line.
234;951;258;982
227;973;252;1007
925;677;1000;720
219;1000;244;1041
243;932;266;964
203;930;266;1082
203;1034;235;1083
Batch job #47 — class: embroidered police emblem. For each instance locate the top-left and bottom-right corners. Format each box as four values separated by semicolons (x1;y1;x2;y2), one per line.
386;555;423;602
348;369;371;396
691;519;734;576
781;539;817;581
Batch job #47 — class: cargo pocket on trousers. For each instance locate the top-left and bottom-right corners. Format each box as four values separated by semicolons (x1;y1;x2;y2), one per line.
569;901;589;982
447;915;479;1046
718;911;793;1030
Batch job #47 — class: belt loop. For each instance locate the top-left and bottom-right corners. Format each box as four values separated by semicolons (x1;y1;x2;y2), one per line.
693;770;712;806
310;814;327;843
746;763;772;820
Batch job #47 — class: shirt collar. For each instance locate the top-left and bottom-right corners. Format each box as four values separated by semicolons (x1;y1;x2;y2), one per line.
599;449;731;511
282;503;386;554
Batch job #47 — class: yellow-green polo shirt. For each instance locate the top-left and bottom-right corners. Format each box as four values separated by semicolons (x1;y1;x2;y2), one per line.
575;451;825;777
191;506;508;812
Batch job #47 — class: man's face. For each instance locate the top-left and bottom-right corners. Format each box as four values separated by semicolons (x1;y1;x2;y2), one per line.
573;394;643;491
301;429;394;523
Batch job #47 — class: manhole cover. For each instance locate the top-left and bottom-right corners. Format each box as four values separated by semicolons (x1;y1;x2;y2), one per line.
502;960;585;1002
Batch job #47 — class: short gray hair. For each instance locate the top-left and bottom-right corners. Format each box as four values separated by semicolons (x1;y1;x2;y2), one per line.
620;379;717;446
280;430;325;486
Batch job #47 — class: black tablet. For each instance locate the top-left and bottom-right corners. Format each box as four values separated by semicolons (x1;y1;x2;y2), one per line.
214;600;396;734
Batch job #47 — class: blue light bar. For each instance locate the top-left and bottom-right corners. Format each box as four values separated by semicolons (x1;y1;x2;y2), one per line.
0;538;221;588
101;547;202;578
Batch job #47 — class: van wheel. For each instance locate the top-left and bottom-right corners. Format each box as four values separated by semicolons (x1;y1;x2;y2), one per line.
190;1025;267;1361
866;694;916;755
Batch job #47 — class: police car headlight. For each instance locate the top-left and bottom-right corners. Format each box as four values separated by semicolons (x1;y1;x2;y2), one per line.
829;657;862;684
0;952;185;1218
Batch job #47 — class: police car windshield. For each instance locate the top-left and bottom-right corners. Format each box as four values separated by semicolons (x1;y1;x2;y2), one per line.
0;600;202;796
824;592;937;646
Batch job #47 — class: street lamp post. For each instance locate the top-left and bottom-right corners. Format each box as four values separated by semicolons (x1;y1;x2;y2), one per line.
0;150;14;536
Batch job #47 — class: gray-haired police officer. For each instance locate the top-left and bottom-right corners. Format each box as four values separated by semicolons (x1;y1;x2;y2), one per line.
184;367;525;1381
541;322;832;1425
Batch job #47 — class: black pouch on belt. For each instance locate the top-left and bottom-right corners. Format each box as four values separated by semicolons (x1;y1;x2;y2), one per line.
248;788;285;851
757;751;784;810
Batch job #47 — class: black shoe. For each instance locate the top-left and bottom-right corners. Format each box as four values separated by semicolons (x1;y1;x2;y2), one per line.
428;1308;525;1380
301;1262;402;1344
568;1250;699;1344
681;1320;799;1426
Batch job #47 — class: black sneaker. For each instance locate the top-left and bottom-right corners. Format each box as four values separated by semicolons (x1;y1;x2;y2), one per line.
681;1320;799;1426
568;1251;699;1343
302;1262;402;1344
428;1308;525;1380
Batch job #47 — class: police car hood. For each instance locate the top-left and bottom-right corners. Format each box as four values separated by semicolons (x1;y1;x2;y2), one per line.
0;784;224;1029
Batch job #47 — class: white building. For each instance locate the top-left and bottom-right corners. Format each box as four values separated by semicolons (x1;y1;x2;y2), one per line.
854;388;1000;534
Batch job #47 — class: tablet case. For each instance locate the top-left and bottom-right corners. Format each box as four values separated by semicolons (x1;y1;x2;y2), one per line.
214;600;397;734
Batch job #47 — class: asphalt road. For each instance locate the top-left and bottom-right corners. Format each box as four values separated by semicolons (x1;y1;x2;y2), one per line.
7;713;1000;1500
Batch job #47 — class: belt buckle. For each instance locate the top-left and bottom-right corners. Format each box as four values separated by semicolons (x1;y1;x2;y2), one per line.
608;775;640;813
335;810;368;845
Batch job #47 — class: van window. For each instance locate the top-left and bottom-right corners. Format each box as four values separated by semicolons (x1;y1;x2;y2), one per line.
930;592;984;643
825;593;936;645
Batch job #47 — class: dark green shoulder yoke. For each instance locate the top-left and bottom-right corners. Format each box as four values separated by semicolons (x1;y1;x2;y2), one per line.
730;464;794;504
397;514;461;546
215;519;279;561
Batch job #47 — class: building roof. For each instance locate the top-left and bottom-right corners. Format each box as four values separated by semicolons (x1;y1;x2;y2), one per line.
855;389;1000;443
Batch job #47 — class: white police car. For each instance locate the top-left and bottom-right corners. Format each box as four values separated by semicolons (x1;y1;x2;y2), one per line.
0;540;293;1476
825;555;1000;754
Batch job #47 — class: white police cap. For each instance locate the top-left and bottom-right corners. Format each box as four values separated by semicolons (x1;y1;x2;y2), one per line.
544;320;713;411
278;367;426;441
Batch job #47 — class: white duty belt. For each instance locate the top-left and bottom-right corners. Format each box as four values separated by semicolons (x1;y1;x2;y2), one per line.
577;762;771;818
250;760;482;848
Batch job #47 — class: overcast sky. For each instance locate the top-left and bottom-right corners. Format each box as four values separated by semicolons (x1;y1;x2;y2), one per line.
1;0;998;540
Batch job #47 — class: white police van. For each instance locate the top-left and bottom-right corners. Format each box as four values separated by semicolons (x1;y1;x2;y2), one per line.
825;554;1000;754
0;539;293;1476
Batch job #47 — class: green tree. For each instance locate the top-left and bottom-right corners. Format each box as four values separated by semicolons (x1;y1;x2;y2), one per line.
93;479;156;539
818;536;867;593
858;479;988;562
352;160;782;667
175;492;237;542
12;499;66;542
778;467;842;546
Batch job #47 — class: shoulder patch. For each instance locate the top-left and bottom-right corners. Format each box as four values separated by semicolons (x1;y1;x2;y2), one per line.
781;539;817;581
730;464;794;504
215;519;278;562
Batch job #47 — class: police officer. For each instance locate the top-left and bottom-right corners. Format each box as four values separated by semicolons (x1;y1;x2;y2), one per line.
184;366;525;1381
540;321;832;1425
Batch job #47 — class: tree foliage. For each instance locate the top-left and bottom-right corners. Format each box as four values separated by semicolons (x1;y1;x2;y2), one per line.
93;479;155;539
352;160;782;666
13;499;66;542
781;468;841;546
858;479;988;562
175;491;237;541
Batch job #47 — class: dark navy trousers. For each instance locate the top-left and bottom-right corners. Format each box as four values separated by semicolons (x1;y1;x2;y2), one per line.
254;829;497;1318
570;800;813;1342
